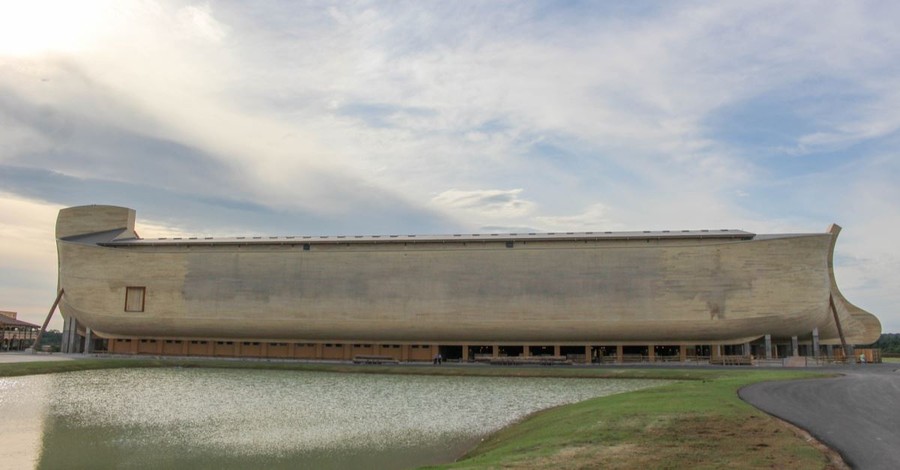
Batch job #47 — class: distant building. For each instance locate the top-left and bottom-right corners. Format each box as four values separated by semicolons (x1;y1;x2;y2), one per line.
54;205;881;363
1;311;40;351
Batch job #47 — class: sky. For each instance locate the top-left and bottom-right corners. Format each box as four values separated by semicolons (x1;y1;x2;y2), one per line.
0;1;898;333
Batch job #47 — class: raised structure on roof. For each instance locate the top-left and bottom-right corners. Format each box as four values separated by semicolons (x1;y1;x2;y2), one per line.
54;205;881;362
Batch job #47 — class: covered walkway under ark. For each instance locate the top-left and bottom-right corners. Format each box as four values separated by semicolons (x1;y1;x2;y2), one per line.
91;329;868;365
1;311;41;351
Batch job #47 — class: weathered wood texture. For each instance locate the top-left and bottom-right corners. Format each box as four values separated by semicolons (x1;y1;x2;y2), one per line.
55;205;881;345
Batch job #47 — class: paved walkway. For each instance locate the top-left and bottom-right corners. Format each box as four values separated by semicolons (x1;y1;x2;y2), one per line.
740;364;900;470
0;351;81;363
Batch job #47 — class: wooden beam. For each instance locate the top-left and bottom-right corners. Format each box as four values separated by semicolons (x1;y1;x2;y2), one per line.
829;294;849;360
29;289;64;352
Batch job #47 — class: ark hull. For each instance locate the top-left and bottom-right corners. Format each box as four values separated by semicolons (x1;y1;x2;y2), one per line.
55;205;881;359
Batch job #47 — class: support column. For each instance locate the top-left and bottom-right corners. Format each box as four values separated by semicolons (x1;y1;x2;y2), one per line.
72;319;82;353
791;336;799;357
82;328;94;354
647;345;655;362
616;345;623;363
462;344;469;362
764;334;772;359
553;345;561;356
522;345;530;357
60;317;69;353
812;328;820;358
492;345;499;358
62;315;80;353
343;344;353;361
742;342;751;356
584;345;591;364
711;344;721;360
679;345;688;362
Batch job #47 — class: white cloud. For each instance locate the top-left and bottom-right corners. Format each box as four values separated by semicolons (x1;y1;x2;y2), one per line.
3;0;889;220
829;157;900;331
0;193;63;328
431;188;535;228
796;87;900;154
176;3;228;43
534;203;622;232
0;1;898;331
0;1;113;56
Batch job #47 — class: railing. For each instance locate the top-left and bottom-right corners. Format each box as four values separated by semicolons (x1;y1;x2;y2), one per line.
594;355;710;364
565;354;586;362
621;354;647;363
352;355;399;365
468;352;875;366
489;356;572;366
709;355;753;366
754;358;784;367
683;355;711;364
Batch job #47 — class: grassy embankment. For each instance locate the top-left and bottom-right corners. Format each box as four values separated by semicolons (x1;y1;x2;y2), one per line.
0;358;836;469
0;357;737;380
433;369;837;469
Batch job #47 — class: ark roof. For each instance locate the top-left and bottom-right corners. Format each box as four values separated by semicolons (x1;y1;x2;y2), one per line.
99;228;756;247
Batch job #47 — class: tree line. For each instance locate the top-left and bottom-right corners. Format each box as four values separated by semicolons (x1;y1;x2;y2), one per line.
39;329;63;350
868;333;900;354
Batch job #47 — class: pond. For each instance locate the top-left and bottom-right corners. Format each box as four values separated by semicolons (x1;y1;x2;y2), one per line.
0;368;663;469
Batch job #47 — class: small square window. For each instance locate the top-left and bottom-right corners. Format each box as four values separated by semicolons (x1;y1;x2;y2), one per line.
125;287;145;312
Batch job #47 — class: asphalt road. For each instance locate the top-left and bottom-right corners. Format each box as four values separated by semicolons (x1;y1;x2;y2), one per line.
740;364;900;470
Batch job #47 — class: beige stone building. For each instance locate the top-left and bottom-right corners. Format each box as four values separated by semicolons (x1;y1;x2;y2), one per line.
54;205;880;363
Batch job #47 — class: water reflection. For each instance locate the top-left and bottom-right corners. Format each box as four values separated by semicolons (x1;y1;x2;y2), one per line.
0;376;49;467
0;369;664;469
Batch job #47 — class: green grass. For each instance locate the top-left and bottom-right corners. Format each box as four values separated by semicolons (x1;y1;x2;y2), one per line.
432;370;834;469
0;358;835;469
0;357;732;380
